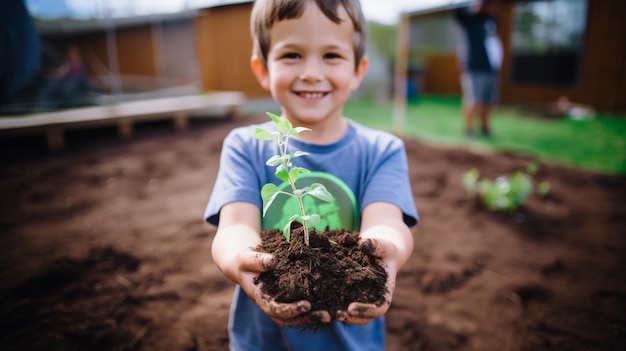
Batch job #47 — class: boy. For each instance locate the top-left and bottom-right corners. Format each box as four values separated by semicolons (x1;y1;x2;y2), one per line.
204;0;418;349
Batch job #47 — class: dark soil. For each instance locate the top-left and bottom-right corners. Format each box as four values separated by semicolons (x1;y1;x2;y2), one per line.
1;115;625;350
254;227;387;322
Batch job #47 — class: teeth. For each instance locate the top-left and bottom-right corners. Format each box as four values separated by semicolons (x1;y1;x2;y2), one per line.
300;92;324;99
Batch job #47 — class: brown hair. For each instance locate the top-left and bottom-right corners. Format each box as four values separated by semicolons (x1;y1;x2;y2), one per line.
250;0;368;69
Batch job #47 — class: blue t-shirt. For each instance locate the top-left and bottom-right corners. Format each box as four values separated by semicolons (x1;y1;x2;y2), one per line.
204;118;418;351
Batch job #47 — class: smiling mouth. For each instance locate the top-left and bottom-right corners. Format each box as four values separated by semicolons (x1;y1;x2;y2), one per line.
296;92;327;99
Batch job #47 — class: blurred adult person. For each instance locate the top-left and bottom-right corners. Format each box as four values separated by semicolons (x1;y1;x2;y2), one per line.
0;0;41;102
38;43;92;110
454;0;502;137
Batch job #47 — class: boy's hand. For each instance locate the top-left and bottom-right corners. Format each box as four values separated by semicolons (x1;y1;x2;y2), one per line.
213;203;331;325
335;202;413;325
335;237;397;325
237;249;332;326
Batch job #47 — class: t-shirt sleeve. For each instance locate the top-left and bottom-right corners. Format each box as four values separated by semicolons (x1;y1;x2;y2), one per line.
204;129;263;226
360;136;418;227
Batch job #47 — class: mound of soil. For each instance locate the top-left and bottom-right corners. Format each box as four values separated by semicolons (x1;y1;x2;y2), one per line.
0;115;625;350
254;227;387;323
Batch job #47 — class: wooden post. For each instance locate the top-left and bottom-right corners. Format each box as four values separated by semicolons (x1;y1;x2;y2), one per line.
173;111;189;131
393;13;410;136
118;120;134;139
46;128;65;151
228;104;242;119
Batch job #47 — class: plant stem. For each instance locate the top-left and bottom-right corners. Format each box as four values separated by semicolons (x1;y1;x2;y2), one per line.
281;136;310;246
297;194;310;246
285;162;310;246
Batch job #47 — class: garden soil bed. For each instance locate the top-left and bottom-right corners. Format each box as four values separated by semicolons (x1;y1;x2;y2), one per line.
0;115;625;351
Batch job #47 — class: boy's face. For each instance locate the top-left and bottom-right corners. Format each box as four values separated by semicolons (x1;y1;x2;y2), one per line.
251;2;368;127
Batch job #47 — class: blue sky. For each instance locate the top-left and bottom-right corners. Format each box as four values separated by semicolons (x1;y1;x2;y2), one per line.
26;0;466;24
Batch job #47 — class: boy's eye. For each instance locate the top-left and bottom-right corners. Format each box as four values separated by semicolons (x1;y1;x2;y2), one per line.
323;53;342;60
280;53;301;60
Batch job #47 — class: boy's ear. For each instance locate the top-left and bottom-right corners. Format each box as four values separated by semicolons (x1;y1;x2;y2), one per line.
351;56;369;91
251;56;270;90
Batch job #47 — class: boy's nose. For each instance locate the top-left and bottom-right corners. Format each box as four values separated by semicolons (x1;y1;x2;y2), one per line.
299;60;323;82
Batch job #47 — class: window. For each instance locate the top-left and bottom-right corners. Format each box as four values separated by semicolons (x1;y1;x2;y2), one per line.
510;0;588;87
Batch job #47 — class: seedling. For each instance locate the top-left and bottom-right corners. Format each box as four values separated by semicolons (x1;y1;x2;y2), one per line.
462;162;550;212
252;112;334;246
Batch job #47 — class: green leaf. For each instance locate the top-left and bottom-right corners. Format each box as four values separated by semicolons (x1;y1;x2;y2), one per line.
537;181;551;197
282;221;292;242
483;185;511;211
303;214;321;226
261;183;280;216
261;183;279;202
295;166;310;174
294;126;311;135
290;151;309;159
252;127;274;141
509;172;533;204
266;112;282;125
275;165;289;182
307;183;334;202
526;161;539;175
266;112;292;135
276;120;292;135
462;168;479;193
288;167;310;182
282;214;301;242
494;176;512;194
266;155;283;167
477;179;492;195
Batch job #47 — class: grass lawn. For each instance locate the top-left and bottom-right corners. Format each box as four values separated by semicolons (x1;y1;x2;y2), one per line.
344;95;626;175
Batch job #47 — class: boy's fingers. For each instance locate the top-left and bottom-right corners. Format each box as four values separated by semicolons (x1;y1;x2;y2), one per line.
268;300;311;319
239;250;276;273
266;299;332;325
308;310;332;324
349;301;389;317
335;309;371;326
336;300;391;325
239;271;330;326
267;301;332;325
359;237;396;259
336;274;396;326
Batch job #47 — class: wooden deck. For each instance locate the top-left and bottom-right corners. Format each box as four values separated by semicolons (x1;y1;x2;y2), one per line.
0;91;245;150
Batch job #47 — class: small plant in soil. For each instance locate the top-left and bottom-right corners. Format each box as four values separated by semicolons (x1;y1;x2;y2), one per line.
251;112;388;325
463;161;551;212
252;112;334;246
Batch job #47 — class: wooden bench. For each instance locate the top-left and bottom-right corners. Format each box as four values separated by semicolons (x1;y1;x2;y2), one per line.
0;91;245;150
